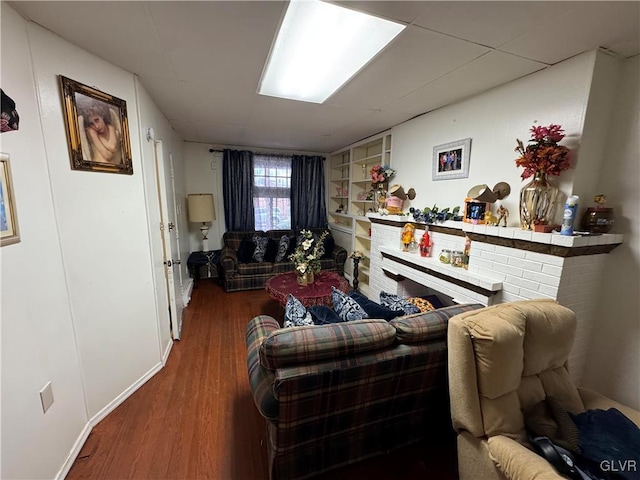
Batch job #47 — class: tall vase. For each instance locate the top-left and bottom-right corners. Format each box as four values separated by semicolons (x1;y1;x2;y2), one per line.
375;183;387;211
519;172;559;230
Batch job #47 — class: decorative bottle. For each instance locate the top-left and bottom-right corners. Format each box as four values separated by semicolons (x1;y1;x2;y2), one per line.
462;235;471;269
420;229;432;257
560;195;579;236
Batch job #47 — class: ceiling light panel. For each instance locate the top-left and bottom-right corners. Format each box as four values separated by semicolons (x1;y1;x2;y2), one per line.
259;0;405;103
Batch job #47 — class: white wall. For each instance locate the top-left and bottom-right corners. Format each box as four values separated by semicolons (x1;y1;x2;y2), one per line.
28;22;161;420
184;143;225;252
388;49;638;407
1;5;183;478
391;51;596;225
0;6;88;478
582;55;640;409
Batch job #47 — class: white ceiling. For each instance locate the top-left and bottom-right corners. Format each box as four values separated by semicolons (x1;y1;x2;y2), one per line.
10;1;640;153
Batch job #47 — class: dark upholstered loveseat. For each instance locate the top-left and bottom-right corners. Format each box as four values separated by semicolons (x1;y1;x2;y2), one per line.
220;228;347;293
246;303;483;480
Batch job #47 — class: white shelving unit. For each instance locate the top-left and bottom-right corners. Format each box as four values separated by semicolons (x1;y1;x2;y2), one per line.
327;131;392;297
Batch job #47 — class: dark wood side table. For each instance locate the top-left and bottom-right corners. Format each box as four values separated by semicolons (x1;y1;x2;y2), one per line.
187;250;221;282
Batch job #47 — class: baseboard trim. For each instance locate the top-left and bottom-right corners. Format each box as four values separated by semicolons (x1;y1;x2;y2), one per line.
162;338;173;365
55;421;93;480
183;278;194;306
55;362;164;479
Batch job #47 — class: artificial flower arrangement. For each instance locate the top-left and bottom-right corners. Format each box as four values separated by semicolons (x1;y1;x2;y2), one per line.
349;250;366;260
370;164;396;185
289;230;328;275
515;124;571;179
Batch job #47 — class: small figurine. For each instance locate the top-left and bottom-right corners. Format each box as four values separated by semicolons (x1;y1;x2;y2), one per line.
401;223;416;252
497;205;509;227
485;210;499;226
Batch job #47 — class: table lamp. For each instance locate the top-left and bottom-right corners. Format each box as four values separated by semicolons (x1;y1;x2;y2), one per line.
187;193;215;251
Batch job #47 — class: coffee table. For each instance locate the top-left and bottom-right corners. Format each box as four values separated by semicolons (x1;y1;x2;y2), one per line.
265;271;350;308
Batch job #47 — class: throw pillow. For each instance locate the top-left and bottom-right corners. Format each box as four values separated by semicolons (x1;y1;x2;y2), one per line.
308;305;344;325
406;297;436;313
237;238;256;263
348;291;404;321
421;294;445;310
264;238;279;263
275;235;291;262
379;291;421;315
284;294;313;328
332;287;369;322
252;234;269;262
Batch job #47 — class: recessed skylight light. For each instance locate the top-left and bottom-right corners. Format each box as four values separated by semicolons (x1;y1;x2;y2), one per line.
258;0;405;104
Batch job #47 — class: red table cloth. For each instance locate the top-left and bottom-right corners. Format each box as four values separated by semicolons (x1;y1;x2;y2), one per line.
265;271;350;308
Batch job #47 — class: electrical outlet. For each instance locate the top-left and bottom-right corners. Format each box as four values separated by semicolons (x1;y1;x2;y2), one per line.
39;382;54;413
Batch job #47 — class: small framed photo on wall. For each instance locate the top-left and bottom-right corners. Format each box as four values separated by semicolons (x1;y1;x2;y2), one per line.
1;152;20;247
432;138;471;181
59;75;133;174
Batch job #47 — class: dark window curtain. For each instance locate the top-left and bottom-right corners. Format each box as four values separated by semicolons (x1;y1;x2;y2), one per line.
290;155;327;230
223;149;255;231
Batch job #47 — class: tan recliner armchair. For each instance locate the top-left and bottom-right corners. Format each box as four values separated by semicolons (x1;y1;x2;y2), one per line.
447;299;640;480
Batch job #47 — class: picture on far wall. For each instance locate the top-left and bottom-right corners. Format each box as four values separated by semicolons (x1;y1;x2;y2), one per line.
1;152;20;247
59;75;133;175
432;138;471;181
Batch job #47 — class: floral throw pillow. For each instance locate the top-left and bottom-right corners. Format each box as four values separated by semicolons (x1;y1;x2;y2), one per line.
332;287;369;322
275;235;290;262
379;291;421;315
406;297;435;313
284;294;313;328
252;234;269;263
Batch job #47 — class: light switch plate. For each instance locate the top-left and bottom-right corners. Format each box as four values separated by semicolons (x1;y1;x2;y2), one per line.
39;382;54;413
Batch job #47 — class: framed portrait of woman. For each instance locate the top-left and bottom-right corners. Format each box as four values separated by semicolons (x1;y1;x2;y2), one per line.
59;75;133;174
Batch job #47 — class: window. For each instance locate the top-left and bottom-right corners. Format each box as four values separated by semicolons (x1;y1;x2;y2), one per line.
253;154;291;230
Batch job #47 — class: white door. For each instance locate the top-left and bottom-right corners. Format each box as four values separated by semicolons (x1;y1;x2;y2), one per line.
153;141;182;340
166;153;184;335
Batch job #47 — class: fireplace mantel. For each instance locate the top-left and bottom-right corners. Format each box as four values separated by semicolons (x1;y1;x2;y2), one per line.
367;213;623;383
368;214;623;257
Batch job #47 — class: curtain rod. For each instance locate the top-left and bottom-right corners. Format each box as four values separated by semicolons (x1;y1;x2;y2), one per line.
209;148;325;159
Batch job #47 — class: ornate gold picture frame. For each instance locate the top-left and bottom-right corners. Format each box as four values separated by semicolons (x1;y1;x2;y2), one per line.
1;152;20;247
59;75;133;174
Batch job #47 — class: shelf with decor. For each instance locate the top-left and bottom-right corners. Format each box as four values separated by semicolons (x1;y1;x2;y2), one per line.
328;149;352;230
326;130;392;297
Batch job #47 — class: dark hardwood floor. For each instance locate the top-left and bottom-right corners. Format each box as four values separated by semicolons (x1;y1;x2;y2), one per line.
67;280;458;480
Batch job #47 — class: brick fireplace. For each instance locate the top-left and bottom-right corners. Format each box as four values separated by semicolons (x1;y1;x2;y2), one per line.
367;214;623;382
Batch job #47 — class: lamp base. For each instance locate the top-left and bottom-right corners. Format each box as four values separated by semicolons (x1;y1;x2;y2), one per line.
200;224;210;252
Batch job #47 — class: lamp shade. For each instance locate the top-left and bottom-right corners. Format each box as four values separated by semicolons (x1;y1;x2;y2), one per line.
187;194;215;223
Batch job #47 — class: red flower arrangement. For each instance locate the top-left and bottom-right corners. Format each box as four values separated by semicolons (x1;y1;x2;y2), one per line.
515;124;571;180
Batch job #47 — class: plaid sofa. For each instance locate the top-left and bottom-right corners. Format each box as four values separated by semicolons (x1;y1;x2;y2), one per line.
246;303;483;480
220;229;347;292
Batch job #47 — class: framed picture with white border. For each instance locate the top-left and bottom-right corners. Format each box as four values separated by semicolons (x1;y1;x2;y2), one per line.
432;138;471;181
